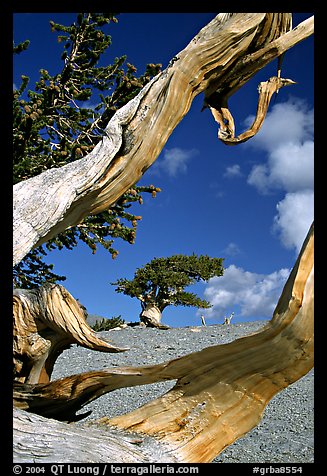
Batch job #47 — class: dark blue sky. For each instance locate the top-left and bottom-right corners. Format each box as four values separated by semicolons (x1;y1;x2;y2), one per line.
13;13;314;326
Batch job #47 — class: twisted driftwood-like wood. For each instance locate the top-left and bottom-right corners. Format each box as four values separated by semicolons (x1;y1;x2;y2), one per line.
13;285;127;385
13;13;313;266
13;224;314;461
209;76;296;144
13;13;314;463
107;224;314;463
13;407;179;463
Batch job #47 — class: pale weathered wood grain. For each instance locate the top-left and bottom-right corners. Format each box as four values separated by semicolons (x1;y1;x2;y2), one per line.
13;13;314;463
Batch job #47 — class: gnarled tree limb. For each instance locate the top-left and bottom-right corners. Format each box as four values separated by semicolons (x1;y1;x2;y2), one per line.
106;224;313;463
13;284;127;385
13;407;178;463
13;224;314;462
13;13;314;463
13;13;313;266
210;76;296;144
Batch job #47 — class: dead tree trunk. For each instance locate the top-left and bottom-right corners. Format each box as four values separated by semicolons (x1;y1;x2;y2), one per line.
13;13;314;463
13;284;127;385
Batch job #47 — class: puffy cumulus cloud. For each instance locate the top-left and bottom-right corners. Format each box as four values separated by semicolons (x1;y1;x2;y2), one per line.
245;97;314;253
247;141;314;194
246;98;314;195
244;97;313;154
273;190;314;252
149;147;198;177
201;265;290;319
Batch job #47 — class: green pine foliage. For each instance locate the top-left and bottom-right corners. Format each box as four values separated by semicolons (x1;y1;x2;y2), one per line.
13;13;162;288
90;315;125;331
112;254;224;314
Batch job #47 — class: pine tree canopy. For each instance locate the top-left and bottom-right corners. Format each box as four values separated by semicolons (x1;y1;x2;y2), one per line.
112;254;224;312
13;13;162;288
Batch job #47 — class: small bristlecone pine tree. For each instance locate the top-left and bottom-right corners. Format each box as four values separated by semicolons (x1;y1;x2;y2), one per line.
112;254;224;328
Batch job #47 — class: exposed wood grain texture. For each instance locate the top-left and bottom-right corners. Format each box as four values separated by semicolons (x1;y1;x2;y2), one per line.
13;14;313;266
103;223;314;462
14;225;313;461
13;284;127;385
12;13;314;463
210;76;296;144
13;407;178;463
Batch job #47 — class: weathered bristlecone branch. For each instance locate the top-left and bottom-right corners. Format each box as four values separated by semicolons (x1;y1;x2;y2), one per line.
209;76;296;144
13;13;314;463
13;224;314;462
13;407;179;463
13;13;313;266
13;284;127;385
107;223;314;463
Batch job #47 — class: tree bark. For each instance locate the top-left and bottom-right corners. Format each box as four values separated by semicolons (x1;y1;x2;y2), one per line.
13;13;314;463
13;284;127;385
140;304;169;329
13;13;313;266
13;407;178;463
13;224;314;462
209;76;296;144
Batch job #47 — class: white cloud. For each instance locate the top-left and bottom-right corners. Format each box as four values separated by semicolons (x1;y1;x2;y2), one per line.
79;100;99;111
247;164;271;195
268;141;313;192
245;97;314;253
224;164;242;178
201;265;290;320
200;98;313;324
273;190;314;252
244;97;313;153
150;147;198;177
247;141;314;194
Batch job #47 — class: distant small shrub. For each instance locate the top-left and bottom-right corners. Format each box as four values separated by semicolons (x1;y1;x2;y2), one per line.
91;315;125;331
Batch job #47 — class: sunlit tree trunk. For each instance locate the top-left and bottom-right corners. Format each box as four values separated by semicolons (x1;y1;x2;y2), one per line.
139;303;170;329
